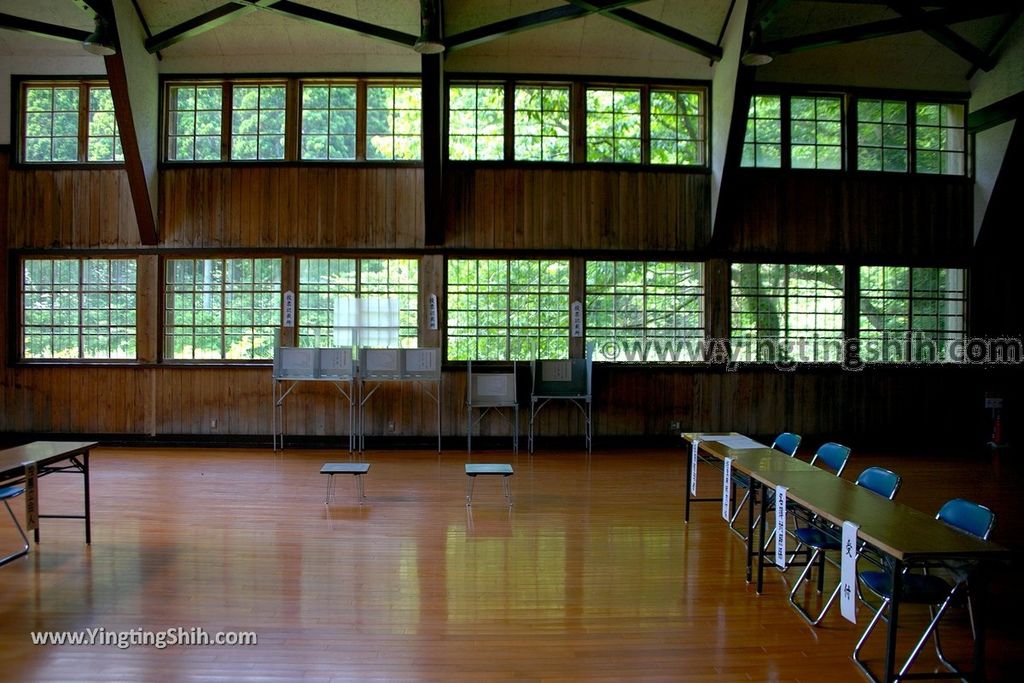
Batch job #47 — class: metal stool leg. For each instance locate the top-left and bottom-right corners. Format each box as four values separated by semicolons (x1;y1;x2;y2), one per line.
466;476;475;506
1;498;30;567
502;475;512;506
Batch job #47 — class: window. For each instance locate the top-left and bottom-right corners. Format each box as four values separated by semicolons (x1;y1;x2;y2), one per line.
859;266;965;362
586;261;704;362
731;263;845;362
449;83;505;160
447;259;570;361
790;95;842;169
164;258;281;360
650;89;705;166
915;102;965;175
856;98;908;172
86;87;122;162
298;258;419;348
22;258;136;359
586;87;642;163
231;83;286;160
366;83;422;161
513;84;570;162
21;81;122;164
741;95;782;168
167;83;223;161
300;82;357;161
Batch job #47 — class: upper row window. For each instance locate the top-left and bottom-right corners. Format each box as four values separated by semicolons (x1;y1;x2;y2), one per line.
20;81;122;164
742;93;966;175
448;81;706;166
165;79;423;162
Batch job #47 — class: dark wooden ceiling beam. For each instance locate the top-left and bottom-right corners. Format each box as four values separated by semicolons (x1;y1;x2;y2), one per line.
566;1;723;61
888;1;996;72
0;12;90;44
966;10;1023;80
446;1;644;51
755;6;1006;56
243;0;418;48
145;2;264;53
751;0;793;30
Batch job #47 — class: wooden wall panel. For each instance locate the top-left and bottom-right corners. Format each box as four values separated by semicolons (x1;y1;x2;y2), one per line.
445;167;711;251
6;168;141;249
160;166;425;249
718;171;973;260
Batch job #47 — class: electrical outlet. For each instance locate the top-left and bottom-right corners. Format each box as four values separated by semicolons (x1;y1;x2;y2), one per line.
210;418;218;429
387;420;395;432
669;420;680;432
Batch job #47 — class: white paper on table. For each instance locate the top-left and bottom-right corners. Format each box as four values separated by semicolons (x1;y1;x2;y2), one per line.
722;456;734;521
840;521;861;623
689;439;699;496
541;360;572;382
24;462;38;532
703;435;766;450
774;486;788;569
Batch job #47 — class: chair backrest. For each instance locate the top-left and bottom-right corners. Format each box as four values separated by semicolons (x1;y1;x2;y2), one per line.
855;466;901;500
771;432;802;457
936;498;995;540
809;442;851;476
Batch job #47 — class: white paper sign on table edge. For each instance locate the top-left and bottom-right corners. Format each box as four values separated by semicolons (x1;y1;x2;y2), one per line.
841;520;861;623
689;439;700;496
722;456;734;521
774;486;788;569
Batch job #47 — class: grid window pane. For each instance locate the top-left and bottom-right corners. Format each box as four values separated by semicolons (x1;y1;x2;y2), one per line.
856;98;908;172
790;95;843;170
513;85;570;162
859;266;965;362
741;95;781;168
448;83;505;161
367;83;422;161
300;82;357;161
731;263;845;362
447;259;569;361
168;84;223;161
87;86;123;162
231;84;286;161
297;258;419;349
586;261;704;362
22;258;137;359
586;87;642;163
164;258;281;359
23;85;80;162
915;102;965;175
649;89;706;166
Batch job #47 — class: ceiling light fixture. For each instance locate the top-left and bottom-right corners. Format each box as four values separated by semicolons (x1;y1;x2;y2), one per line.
741;51;773;66
82;14;116;56
413;0;444;54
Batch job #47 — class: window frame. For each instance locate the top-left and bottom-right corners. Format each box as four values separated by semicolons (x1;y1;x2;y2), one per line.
17;77;124;167
160;75;423;165
296;257;421;349
729;262;847;364
858;265;967;363
585;260;706;363
19;256;139;362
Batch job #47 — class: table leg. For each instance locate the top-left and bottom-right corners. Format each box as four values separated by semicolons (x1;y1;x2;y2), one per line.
684;444;693;523
884;559;903;683
83;450;91;545
757;483;769;594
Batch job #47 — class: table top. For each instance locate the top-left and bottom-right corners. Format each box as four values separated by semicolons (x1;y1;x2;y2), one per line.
729;449;820;476
320;463;370;475
466;464;514;476
752;468;1009;562
0;441;98;480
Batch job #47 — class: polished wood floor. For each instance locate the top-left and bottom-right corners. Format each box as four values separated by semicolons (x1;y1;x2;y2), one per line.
0;444;1020;682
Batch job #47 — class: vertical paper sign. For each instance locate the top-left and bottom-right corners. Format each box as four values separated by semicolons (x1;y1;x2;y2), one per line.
571;301;584;338
283;290;295;328
840;520;861;623
428;294;439;331
24;462;39;532
774;486;788;569
722;456;734;521
689;439;700;496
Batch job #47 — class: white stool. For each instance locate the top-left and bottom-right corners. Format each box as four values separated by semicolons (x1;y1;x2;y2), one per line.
320;463;370;505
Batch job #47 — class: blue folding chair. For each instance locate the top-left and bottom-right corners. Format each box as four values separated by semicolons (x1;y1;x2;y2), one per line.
853;498;995;682
788;467;901;625
728;432;801;540
764;441;852;552
1;485;30;567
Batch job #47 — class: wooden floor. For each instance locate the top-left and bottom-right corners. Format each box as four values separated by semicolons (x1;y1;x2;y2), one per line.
0;444;1020;682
